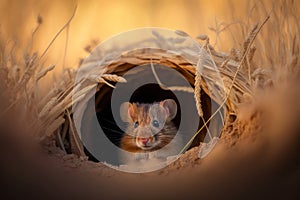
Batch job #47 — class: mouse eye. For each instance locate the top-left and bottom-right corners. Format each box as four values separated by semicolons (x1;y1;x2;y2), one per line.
134;121;139;128
152;120;159;127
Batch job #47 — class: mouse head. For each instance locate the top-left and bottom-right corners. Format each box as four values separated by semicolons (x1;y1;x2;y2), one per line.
120;99;177;124
120;99;177;150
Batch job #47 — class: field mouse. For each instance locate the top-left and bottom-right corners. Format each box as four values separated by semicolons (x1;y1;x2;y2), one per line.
119;99;179;154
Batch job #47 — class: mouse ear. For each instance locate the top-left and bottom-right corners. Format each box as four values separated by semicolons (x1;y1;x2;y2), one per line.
160;99;177;120
120;102;134;122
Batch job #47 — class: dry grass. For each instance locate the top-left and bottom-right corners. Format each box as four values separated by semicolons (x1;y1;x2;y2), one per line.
0;0;299;177
0;1;300;199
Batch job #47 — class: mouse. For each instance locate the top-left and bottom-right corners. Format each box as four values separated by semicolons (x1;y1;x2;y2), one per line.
119;99;179;154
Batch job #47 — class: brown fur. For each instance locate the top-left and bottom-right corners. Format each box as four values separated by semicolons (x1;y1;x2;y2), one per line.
120;99;178;153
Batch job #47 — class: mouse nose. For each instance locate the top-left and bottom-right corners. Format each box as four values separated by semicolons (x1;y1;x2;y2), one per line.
140;137;149;145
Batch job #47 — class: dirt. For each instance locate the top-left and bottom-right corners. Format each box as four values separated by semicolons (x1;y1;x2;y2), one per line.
1;82;300;200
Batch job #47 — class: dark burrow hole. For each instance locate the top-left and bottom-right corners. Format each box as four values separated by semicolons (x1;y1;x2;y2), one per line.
60;64;221;164
80;81;213;163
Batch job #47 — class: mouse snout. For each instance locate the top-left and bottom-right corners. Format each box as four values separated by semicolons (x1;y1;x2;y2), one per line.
136;128;156;149
136;136;155;148
139;137;149;145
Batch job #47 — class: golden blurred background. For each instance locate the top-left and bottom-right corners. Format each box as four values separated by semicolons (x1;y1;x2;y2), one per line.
0;0;281;71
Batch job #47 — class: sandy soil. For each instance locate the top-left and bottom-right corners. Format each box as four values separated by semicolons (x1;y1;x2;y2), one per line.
1;82;300;200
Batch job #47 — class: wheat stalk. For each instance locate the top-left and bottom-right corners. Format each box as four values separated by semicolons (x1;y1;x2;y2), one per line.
194;70;203;117
36;64;55;82
101;74;127;83
243;23;259;81
179;15;270;154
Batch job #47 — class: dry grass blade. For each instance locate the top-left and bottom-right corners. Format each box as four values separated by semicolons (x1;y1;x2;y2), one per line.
243;23;259;55
45;116;65;137
44;101;65;125
40;83;89;125
16;52;37;90
150;60;164;87
56;129;67;153
66;109;85;157
60;115;69;141
167;86;194;93
73;84;96;100
37;87;60;110
26;15;43;53
180;14;270;154
0;53;38;117
39;97;57;118
36;64;55;81
150;60;193;93
40;5;77;60
0;99;18;118
220;58;230;68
